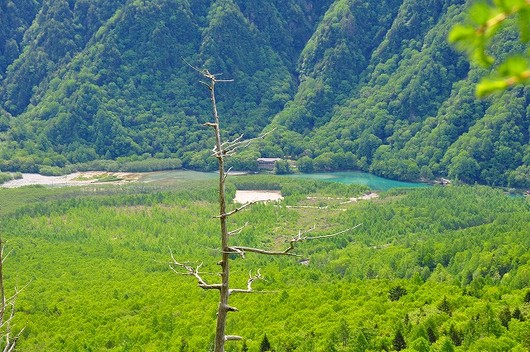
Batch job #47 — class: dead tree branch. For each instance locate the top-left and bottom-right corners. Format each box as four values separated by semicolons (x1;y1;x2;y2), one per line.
228;223;249;237
215;202;256;219
169;250;221;291
0;240;26;352
228;270;264;295
230;224;362;258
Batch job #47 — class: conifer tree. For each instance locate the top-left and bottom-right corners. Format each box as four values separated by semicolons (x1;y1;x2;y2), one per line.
241;340;248;352
393;330;406;351
498;306;512;328
259;334;271;352
388;285;407;301
338;318;350;347
438;296;452;315
512;307;524;321
178;337;188;352
448;324;463;346
427;326;437;343
353;329;369;352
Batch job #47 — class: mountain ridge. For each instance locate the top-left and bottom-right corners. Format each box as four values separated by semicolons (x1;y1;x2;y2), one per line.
0;0;528;187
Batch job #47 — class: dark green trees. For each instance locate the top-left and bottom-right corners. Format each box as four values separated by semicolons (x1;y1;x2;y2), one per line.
274;159;292;174
393;330;407;351
259;334;272;352
388;285;407;301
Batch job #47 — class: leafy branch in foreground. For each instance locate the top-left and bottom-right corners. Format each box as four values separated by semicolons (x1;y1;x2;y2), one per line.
170;68;360;352
449;0;530;96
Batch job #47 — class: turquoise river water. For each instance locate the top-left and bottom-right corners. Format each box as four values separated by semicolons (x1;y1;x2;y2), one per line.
141;170;429;191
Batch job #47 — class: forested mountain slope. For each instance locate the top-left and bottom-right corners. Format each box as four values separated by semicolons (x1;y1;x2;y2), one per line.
0;0;528;187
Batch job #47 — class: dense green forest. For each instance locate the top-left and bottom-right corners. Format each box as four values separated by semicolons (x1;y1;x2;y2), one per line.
2;3;530;351
1;177;529;351
0;0;528;187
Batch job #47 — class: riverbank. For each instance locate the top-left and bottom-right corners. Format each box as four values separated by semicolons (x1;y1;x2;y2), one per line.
0;172;140;188
1;169;432;191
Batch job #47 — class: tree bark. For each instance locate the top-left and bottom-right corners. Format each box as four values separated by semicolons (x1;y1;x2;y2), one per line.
209;75;230;352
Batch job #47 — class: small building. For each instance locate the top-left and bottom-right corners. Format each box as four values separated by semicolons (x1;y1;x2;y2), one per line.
434;178;452;186
299;259;310;266
440;178;451;185
257;157;282;170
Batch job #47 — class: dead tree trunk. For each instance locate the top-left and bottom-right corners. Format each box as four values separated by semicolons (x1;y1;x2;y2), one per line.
171;68;360;352
0;239;24;352
208;72;234;351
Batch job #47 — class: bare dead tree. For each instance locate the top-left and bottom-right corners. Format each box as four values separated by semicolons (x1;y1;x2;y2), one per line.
171;67;361;352
0;240;25;352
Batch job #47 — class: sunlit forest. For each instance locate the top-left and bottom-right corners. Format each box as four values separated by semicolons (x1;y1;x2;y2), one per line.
1;0;530;351
1;177;529;351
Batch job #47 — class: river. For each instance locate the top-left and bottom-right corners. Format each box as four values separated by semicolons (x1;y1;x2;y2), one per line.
287;171;429;191
140;170;429;191
3;170;429;191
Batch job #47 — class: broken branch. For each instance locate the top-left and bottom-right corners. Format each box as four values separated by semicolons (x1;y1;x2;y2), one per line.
216;202;256;219
228;222;249;237
229;270;265;295
169;249;221;290
230;224;362;258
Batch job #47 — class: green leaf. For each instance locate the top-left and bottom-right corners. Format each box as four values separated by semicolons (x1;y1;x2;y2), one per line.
517;7;530;42
472;39;495;66
470;2;494;25
498;56;528;76
448;25;495;66
494;0;525;13
476;78;509;97
448;24;475;44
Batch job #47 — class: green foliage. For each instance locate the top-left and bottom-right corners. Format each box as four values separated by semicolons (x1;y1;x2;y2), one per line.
449;324;463;346
512;307;524;321
274;159;292;175
447;151;480;183
0;172;21;185
449;0;530;96
1;181;528;350
0;0;40;75
438;337;456;352
241;340;248;352
38;166;65;176
410;336;430;352
1;0;330;171
297;156;314;173
438;296;452;315
499;306;512;328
